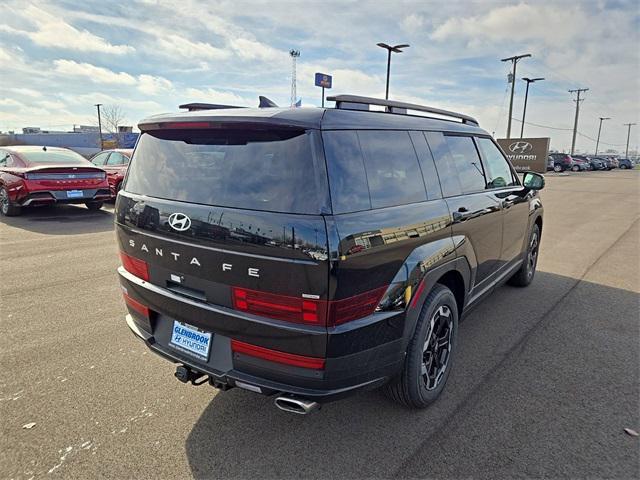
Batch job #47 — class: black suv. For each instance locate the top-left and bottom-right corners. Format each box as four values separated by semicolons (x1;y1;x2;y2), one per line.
116;95;544;413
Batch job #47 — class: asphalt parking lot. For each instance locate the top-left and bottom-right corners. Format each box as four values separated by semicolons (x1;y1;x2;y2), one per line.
1;170;638;479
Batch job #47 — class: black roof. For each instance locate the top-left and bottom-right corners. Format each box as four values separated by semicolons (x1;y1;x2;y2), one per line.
138;102;486;135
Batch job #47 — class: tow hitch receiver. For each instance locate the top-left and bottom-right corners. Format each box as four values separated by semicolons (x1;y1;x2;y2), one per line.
174;365;208;386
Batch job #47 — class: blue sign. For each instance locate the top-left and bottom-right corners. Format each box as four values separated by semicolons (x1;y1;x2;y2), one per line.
315;73;332;89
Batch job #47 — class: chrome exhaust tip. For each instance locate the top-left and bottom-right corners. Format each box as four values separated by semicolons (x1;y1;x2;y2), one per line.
274;396;320;415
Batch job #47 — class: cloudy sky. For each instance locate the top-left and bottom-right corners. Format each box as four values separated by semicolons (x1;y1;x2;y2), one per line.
1;0;638;153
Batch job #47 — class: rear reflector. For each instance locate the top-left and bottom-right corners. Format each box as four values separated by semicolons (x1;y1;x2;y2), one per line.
231;339;325;369
120;252;149;281
231;286;387;327
409;279;427;310
123;292;150;318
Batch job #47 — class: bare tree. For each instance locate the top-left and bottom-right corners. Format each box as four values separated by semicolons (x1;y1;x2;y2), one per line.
101;105;126;147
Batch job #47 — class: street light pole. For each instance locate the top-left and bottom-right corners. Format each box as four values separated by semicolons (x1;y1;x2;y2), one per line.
520;77;544;138
377;43;410;100
595;117;610;156
95;103;104;150
501;53;531;139
624;123;636;159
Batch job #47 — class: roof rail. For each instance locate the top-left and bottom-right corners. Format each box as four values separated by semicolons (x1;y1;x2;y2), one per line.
178;103;244;111
326;94;479;126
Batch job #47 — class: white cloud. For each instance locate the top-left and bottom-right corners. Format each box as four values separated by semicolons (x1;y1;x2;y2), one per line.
53;60;137;85
155;34;230;61
431;3;585;46
8;87;42;98
137;75;174;95
3;4;134;55
401;14;425;33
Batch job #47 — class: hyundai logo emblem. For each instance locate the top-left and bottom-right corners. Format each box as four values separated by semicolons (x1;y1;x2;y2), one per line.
168;213;192;232
508;141;533;154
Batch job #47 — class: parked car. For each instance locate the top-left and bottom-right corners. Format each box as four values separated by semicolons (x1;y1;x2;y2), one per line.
90;149;133;198
617;158;634;169
0;146;110;216
571;155;591;172
598;157;616;170
116;95;544;412
547;156;555;171
573;155;604;171
549;153;577;172
603;156;619;169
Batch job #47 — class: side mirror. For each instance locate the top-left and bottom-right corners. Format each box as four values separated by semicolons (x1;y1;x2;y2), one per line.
523;172;545;190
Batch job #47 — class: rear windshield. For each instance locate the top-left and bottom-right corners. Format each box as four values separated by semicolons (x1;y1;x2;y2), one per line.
125;129;324;214
20;149;88;165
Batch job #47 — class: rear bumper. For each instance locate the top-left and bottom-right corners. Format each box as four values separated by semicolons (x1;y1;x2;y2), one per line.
18;188;111;207
126;314;390;402
19;188;111;206
119;267;405;403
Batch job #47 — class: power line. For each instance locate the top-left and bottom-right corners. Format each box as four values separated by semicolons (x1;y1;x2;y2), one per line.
510;117;626;146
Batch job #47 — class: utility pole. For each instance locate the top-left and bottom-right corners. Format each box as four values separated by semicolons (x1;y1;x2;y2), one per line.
624;123;636;158
520;77;544;138
289;50;300;108
377;43;410;100
95;103;104;150
501;53;531;139
569;88;588;155
595;117;610;156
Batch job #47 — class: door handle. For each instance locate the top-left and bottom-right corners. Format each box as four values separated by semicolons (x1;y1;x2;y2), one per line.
453;207;471;222
502;199;515;209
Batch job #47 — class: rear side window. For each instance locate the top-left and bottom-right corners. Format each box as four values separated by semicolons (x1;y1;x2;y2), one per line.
323;131;370;214
475;137;518;188
91;152;109;166
126;129;326;214
106;153;126;165
424;132;463;197
357;131;427;209
324;130;427;213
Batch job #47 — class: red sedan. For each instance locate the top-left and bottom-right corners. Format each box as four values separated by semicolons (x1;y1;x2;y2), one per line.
0;146;111;216
89;149;133;199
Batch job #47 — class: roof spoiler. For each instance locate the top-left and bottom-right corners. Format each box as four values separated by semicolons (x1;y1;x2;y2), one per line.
179;102;243;111
327;94;479;126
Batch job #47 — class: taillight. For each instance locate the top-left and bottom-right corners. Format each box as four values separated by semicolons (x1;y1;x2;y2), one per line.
232;287;326;326
231;339;325;369
120;252;149;281
123;291;150;318
231;286;387;327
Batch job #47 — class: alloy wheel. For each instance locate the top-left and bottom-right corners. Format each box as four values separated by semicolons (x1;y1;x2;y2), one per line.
421;305;453;391
0;189;8;215
527;231;539;279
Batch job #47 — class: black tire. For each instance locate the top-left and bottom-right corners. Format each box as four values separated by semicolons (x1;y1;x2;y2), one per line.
384;284;458;408
85;201;104;211
0;187;21;216
571;165;580;172
553;165;563;172
508;224;541;287
620;164;627;169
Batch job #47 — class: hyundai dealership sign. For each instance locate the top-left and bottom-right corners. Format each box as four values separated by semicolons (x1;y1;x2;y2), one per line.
497;137;550;173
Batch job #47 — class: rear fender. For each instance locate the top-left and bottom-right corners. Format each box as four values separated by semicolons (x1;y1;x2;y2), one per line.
375;238;470;353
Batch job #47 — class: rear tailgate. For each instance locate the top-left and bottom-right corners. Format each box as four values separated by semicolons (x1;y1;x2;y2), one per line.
115;126;331;360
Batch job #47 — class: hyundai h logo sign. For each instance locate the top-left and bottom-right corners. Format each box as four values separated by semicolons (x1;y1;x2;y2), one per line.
508;141;533;154
497;137;550;173
168;213;192;232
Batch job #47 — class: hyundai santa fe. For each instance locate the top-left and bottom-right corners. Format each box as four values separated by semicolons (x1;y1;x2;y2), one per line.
116;95;544;413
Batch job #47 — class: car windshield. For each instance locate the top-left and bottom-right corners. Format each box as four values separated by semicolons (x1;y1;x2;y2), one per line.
19;149;88;165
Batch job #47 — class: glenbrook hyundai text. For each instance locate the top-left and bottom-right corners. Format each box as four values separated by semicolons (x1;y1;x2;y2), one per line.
116;95;545;414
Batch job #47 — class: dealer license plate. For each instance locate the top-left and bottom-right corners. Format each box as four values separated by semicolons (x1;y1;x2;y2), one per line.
169;321;212;361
